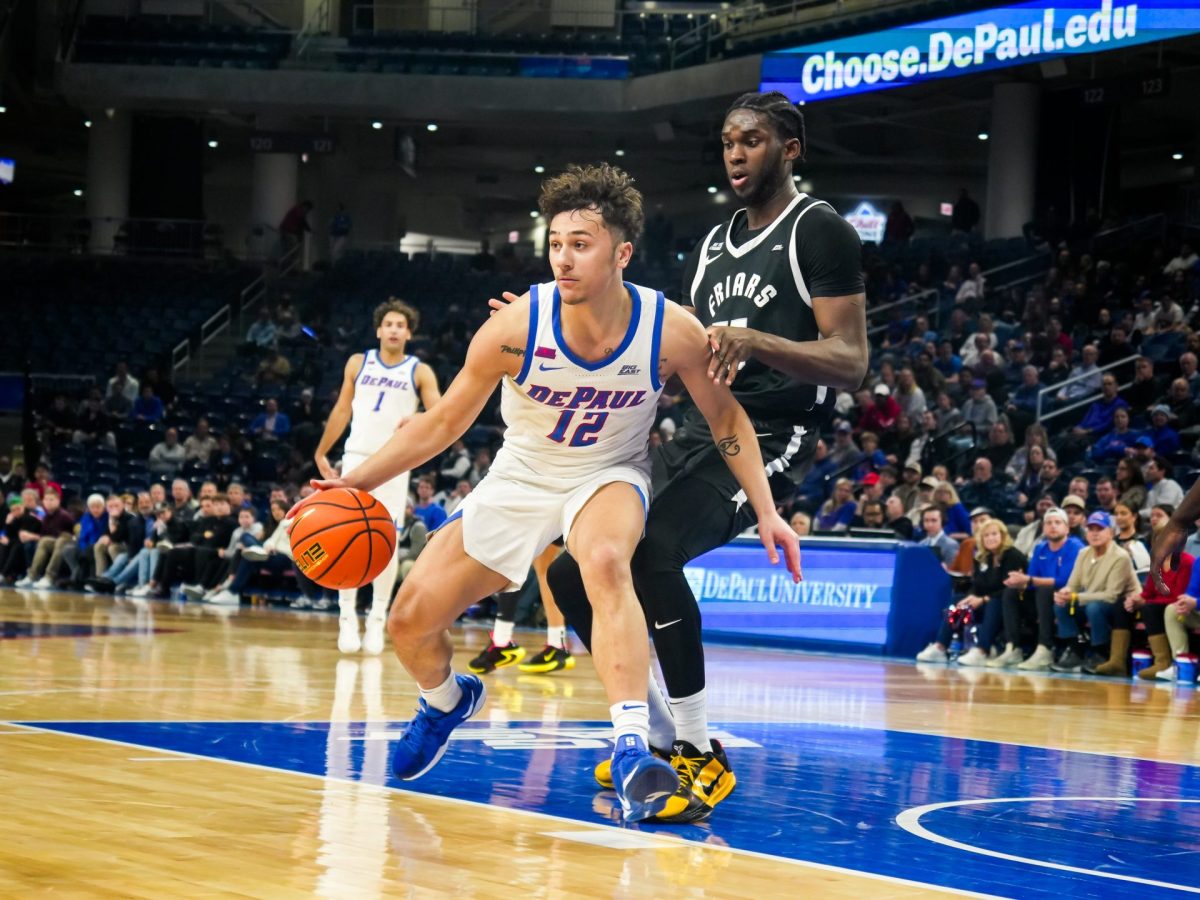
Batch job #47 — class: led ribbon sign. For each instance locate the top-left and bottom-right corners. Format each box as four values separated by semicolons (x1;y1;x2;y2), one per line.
761;1;1200;103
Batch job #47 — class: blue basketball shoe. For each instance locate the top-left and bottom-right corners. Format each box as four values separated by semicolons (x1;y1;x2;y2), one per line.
391;673;487;781
610;734;681;823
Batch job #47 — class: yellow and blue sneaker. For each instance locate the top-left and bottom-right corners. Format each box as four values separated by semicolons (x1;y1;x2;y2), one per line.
610;734;680;823
594;743;672;789
671;739;736;809
468;641;526;674
390;673;486;780
518;645;575;673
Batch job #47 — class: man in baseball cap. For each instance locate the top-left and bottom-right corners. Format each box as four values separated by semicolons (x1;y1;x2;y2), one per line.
1050;507;1138;675
992;506;1085;671
1060;494;1087;538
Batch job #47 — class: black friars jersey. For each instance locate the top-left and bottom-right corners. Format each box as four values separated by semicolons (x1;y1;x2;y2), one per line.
666;192;864;490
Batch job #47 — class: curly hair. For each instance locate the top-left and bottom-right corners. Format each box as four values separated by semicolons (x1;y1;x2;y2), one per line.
538;163;644;244
373;297;419;333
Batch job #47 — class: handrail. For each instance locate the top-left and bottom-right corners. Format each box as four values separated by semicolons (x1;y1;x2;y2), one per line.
171;338;190;374
200;305;231;348
293;0;330;58
1035;353;1140;422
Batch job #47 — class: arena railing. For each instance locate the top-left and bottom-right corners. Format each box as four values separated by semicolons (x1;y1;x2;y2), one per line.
172;238;301;377
1034;353;1139;424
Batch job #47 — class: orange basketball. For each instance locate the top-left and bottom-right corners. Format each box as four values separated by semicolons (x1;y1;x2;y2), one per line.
288;488;398;590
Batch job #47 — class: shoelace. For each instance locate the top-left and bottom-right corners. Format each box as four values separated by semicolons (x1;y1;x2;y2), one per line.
672;752;705;790
401;702;443;746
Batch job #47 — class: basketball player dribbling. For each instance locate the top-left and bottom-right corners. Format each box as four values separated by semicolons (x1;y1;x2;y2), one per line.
314;299;442;654
306;164;801;823
542;91;868;820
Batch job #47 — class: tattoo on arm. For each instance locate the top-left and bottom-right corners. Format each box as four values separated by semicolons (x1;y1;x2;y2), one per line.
500;345;525;357
717;434;741;458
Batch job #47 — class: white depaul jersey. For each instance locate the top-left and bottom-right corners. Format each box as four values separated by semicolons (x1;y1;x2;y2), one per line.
344;350;421;456
492;280;666;482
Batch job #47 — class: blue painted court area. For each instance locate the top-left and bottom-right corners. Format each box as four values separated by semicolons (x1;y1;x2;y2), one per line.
21;719;1200;897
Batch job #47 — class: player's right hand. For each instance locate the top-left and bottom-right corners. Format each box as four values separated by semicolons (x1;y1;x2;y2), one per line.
286;479;348;522
487;291;521;316
1151;519;1188;594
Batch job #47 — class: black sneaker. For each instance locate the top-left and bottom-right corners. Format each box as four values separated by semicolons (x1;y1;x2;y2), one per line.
1052;646;1085;673
518;645;575;673
467;641;526;674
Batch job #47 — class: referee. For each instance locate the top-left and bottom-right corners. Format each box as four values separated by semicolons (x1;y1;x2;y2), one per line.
548;90;868;819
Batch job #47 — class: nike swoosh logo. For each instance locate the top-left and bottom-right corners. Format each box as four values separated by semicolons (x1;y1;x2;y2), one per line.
704;254;723;265
620;703;647;710
538;363;565;371
654;619;682;630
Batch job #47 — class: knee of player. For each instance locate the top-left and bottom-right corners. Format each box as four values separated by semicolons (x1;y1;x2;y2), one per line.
387;586;428;638
575;541;633;590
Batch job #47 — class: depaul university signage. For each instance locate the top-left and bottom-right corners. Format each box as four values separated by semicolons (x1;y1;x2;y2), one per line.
761;0;1200;103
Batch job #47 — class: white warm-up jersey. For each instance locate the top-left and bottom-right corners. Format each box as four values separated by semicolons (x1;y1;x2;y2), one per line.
493;280;666;482
344;350;422;456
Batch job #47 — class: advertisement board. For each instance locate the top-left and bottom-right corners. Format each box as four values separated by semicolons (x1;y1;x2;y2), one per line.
761;1;1200;104
688;537;898;649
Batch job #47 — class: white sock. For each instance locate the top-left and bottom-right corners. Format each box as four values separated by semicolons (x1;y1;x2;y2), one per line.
420;671;463;713
668;689;712;753
610;701;649;749
546;625;567;649
338;588;358;619
491;618;515;647
646;673;675;750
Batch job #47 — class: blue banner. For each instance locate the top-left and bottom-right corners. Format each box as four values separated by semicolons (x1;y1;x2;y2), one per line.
761;0;1200;103
689;536;952;655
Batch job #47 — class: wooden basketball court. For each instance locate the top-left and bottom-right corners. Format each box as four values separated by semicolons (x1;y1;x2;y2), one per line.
2;589;1198;897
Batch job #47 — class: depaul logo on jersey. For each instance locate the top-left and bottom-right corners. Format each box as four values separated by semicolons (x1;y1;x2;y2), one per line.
359;374;410;390
706;271;777;317
525;384;648;411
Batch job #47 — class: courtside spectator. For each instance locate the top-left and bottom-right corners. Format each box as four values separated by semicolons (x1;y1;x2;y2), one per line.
1050;512;1139;674
62;493;108;586
17;489;73;589
995;507;1083;670
917;518;1025;665
0;494;40;582
918;506;959;567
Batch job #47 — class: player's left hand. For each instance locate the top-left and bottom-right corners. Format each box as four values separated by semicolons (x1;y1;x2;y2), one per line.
706;325;759;385
758;512;802;583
